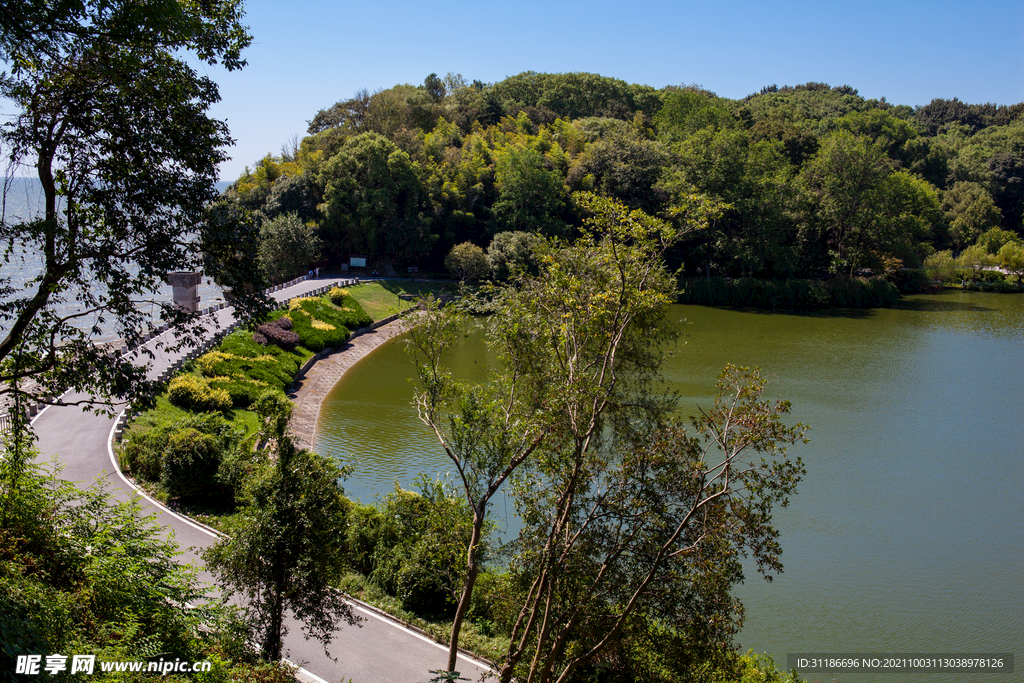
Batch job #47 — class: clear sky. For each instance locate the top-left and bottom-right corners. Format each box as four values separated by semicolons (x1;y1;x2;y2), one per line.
196;0;1023;180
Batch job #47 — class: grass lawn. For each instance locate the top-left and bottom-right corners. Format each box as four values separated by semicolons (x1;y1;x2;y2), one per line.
347;280;456;320
124;393;262;440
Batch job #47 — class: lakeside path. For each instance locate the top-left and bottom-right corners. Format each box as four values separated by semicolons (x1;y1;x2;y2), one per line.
32;279;489;683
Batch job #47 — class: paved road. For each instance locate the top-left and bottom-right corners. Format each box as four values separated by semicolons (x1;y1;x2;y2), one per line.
32;277;491;683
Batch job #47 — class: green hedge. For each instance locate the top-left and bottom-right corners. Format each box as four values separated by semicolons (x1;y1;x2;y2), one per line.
168;374;232;412
678;276;900;309
198;332;303;391
266;294;373;353
120;412;247;502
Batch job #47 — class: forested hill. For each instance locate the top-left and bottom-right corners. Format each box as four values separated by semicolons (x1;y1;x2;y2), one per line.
220;71;1024;282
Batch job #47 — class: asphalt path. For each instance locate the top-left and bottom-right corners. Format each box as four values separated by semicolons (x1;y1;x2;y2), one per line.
32;277;491;683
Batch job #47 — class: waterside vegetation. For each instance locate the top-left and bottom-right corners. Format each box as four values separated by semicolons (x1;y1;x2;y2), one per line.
217;72;1024;308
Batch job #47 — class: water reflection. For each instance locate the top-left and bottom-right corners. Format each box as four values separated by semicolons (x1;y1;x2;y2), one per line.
317;292;1023;683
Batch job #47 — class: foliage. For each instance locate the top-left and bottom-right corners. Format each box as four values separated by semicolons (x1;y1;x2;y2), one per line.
656;89;736;140
956;244;998;280
566;120;669;213
491;145;569;237
408;194;717;674
119;412;248;498
317;132;435;265
497;367;806;683
203;396;359;662
678;276;900;309
168;374;232;412
0;0;258;413
998;241;1024;282
272;295;371;352
200;331;304;391
258;213;324;285
486;231;543;280
255;318;302;352
923;250;959;283
941;182;1003;248
798;131;897;276
161;427;222;500
444;242;489;282
364;479;476;616
328;287;350;305
976;227;1021;254
0;436;221;679
233;71;1024;290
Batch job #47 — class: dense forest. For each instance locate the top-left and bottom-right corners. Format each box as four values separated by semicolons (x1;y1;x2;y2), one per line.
216;71;1024;290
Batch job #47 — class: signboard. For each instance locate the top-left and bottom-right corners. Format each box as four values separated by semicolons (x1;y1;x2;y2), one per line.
349;257;367;268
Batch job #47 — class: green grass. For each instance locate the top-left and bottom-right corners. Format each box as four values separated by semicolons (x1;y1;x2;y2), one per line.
336;571;507;665
348;281;455;320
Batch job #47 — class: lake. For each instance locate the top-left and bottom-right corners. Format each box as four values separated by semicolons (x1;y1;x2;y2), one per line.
315;291;1024;682
0;179;229;341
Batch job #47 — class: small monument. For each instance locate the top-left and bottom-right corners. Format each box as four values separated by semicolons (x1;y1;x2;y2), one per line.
167;271;202;312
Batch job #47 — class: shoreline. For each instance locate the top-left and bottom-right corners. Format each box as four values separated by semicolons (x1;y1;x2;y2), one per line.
288;315;409;450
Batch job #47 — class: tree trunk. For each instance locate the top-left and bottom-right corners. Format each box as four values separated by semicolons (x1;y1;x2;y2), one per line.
446;507;485;672
264;592;284;662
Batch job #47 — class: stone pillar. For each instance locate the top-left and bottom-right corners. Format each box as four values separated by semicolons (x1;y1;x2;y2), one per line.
167;271;202;312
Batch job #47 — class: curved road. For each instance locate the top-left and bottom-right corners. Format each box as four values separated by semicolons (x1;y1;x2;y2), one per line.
33;277;490;683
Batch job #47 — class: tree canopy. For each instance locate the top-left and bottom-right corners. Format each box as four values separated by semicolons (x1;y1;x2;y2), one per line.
0;0;256;412
230;71;1022;283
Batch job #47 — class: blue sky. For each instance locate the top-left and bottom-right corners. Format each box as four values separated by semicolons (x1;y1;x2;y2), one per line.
196;0;1021;179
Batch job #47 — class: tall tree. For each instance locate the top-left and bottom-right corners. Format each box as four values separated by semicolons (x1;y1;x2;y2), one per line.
941;181;1003;249
0;0;255;412
409;193;714;674
257;213;323;285
500;367;806;683
491;146;567;237
203;395;359;661
317;132;434;265
799;131;894;275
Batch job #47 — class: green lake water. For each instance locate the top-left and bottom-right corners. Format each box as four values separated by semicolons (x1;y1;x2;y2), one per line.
315;291;1024;682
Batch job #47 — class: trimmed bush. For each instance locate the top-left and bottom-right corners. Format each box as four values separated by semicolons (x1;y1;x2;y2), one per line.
168;374;232;412
120;412;246;494
213;331;302;389
274;300;349;352
255;320;301;352
208;375;271;408
161;427;220;499
119;429;166;481
328;286;350;306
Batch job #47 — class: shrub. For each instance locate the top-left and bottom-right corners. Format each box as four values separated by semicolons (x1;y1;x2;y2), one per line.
345;502;388;576
364;481;475;616
119;429;166;481
208;375;271;408
168;374;232;412
161;427;221;500
288;296;318;312
328;287;350;305
276;301;351;352
121;413;245;494
445;241;488;282
197;350;234;377
211;331;300;389
255;321;301;352
924;250;958;283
